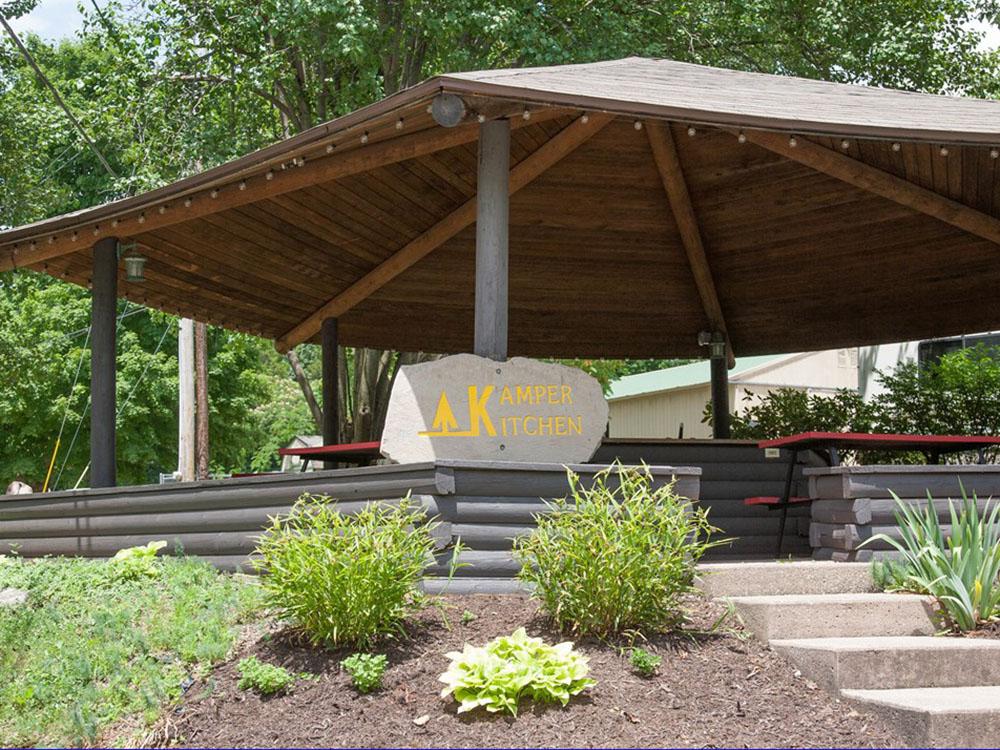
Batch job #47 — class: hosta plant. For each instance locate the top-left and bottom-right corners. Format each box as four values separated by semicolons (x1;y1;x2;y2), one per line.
439;627;594;716
254;494;437;647
864;489;1000;632
514;463;726;636
109;540;167;581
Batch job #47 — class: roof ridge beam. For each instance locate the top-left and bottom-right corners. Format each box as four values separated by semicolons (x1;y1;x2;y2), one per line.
0;112;568;273
274;112;613;352
646;121;735;367
741;129;1000;247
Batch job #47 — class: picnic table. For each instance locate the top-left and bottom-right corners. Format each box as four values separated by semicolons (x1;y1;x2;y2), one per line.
754;432;1000;556
278;441;382;471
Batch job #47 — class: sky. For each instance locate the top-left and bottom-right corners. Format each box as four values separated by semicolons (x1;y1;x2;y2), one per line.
7;0;1000;50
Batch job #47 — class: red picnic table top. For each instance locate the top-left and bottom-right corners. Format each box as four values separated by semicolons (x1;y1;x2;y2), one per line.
278;441;382;464
758;431;1000;454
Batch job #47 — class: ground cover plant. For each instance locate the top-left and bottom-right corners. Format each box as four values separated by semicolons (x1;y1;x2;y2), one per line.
237;656;295;696
0;554;259;747
514;463;725;636
439;627;594;716
629;647;662;677
253;493;439;647
865;490;1000;631
341;653;388;693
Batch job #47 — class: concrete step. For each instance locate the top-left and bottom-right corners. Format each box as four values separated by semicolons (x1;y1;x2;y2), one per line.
727;592;937;641
697;561;875;597
841;686;1000;748
770;636;1000;691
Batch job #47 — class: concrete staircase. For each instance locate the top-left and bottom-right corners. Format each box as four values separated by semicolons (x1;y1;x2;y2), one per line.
698;562;1000;748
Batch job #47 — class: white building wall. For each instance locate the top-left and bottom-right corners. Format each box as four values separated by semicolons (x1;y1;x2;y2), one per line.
608;349;860;440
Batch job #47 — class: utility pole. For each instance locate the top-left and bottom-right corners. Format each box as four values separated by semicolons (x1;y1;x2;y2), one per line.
194;321;210;480
177;318;196;481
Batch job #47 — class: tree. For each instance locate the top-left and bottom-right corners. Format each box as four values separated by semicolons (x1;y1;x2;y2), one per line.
2;0;999;476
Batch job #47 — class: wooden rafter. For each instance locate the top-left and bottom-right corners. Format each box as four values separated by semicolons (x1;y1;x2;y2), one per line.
0;111;571;273
274;113;613;352
646;121;735;367
742;129;1000;246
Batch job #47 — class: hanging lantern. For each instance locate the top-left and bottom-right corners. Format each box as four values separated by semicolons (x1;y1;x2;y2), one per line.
124;254;147;282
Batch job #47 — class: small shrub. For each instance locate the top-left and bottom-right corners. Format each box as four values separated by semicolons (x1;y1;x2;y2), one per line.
864;489;1000;631
461;609;477;625
237;656;295;695
439;627;593;716
108;540;167;581
629;647;662;677
253;494;437;647
513;463;726;636
341;653;388;693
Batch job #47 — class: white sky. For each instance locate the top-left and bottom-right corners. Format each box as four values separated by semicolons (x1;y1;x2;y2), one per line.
8;1;1000;52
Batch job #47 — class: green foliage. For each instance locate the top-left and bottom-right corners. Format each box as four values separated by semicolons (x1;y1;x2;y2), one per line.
439;627;594;716
341;653;388;694
237;656;295;695
461;609;478;625
108;540;167;582
0;556;260;746
721;387;876;440
713;347;1000;463
870;559;912;592
629;647;662;677
253;493;437;648
864;490;1000;632
562;359;692;393
513;463;725;636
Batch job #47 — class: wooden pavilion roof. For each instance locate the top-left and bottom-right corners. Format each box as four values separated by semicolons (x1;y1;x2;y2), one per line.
4;57;1000;358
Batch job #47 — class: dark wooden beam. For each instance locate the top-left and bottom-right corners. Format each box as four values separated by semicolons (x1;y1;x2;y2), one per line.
710;355;731;439
275;113;613;352
90;237;118;488
474;119;510;361
646;121;735;367
742;129;1000;246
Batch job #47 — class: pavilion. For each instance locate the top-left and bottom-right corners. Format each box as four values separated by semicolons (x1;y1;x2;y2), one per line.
4;57;1000;490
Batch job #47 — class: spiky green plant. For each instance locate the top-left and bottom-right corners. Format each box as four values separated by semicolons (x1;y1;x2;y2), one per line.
513;463;727;636
864;488;1000;632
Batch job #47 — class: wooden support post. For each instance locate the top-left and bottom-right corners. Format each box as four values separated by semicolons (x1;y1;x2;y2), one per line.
90;237;118;488
710;354;731;439
474;118;510;361
321;317;339;468
178;318;196;481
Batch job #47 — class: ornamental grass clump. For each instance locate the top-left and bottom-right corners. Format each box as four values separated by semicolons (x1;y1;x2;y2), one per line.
439;628;593;716
513;463;725;636
254;493;436;647
864;488;1000;632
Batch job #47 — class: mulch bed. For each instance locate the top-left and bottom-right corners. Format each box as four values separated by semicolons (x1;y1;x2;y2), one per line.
160;595;902;748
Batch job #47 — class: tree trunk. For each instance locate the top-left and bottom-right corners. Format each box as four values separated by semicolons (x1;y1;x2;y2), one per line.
194;321;210;480
285;348;323;432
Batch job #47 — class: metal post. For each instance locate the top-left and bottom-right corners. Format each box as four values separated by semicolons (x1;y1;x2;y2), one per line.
710;355;731;439
474;118;510;361
321;317;339;468
90;237;118;488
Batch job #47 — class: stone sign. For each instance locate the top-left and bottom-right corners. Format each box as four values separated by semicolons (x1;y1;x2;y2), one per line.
381;354;609;464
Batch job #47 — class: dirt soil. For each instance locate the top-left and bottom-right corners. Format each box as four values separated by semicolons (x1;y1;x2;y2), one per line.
162;595;903;749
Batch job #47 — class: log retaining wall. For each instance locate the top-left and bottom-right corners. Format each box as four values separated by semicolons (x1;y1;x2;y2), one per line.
807;465;1000;561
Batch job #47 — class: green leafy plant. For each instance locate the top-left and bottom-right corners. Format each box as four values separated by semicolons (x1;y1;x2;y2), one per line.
108;540;168;581
513;463;726;636
870;558;912;591
341;653;388;693
253;493;438;647
461;609;477;625
629;647;662;677
439;628;594;716
237;656;295;695
863;489;1000;631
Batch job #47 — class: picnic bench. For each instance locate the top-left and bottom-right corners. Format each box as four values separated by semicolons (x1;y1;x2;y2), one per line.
278;441;382;471
750;432;1000;556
